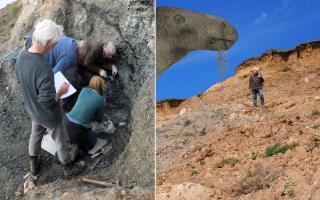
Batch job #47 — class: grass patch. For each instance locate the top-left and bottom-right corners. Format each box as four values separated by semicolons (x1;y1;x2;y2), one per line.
250;152;260;160
264;144;295;157
311;109;320;117
0;0;22;37
217;156;239;168
312;124;319;129
281;66;291;72
305;141;320;152
9;1;21;15
281;181;296;196
191;170;199;176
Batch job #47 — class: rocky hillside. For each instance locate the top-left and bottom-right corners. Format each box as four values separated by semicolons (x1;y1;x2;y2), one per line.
156;41;320;199
0;1;22;39
0;0;154;199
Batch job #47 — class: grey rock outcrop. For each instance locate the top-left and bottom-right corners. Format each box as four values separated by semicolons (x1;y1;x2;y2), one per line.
156;6;237;77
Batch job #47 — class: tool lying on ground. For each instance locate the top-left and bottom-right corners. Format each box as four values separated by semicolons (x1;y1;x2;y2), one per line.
82;177;118;187
81;177;133;189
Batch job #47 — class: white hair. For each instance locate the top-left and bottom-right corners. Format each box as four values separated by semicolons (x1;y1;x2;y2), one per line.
32;19;64;47
103;41;116;55
76;40;89;55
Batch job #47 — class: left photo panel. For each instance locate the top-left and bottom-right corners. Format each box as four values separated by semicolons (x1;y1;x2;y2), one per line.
0;0;155;199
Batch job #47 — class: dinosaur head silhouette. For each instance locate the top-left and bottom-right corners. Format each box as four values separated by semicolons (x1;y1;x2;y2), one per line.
157;6;238;77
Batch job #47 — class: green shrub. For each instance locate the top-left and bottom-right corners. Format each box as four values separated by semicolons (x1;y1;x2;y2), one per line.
311;109;320;117
281;66;291;72
10;1;22;15
191;170;199;176
264;144;295;157
221;157;239;166
0;1;22;37
312;124;319;129
281;181;296;196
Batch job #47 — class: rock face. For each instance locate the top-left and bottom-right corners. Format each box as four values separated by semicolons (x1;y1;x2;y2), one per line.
0;0;154;199
22;179;154;200
157;41;320;199
157;99;185;121
111;76;155;188
156;6;237;77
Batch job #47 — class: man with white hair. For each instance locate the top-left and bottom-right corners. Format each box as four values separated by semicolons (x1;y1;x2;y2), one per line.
24;35;91;111
24;37;89;77
15;19;85;179
249;67;265;108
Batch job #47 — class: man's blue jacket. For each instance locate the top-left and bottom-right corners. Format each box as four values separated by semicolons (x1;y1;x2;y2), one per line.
26;36;78;73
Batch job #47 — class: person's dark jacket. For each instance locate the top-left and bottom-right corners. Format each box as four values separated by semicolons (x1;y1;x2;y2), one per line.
249;72;264;90
84;43;118;73
24;36;78;74
15;49;63;128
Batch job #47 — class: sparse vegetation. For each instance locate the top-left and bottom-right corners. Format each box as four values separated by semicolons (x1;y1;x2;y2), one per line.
217;156;239;168
281;66;291;72
250;152;260;160
281;181;296;196
264;143;295;157
312;124;319;129
305;140;320;152
191;170;199;176
0;1;22;37
311;109;320;117
9;1;21;15
187;162;199;176
184;120;192;126
236;164;278;195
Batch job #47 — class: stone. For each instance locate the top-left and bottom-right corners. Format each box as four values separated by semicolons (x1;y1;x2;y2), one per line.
23;180;35;194
156;6;237;77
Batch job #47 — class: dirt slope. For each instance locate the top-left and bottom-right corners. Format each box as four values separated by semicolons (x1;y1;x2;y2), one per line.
156;41;320;199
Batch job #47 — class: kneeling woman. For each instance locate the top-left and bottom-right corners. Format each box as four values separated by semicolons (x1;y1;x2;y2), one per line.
63;75;105;153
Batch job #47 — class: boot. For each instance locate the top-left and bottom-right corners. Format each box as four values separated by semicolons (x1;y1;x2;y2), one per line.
30;156;40;176
63;160;86;177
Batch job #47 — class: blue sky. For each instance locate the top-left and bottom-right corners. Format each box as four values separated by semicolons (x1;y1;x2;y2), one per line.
156;0;320;100
0;0;16;9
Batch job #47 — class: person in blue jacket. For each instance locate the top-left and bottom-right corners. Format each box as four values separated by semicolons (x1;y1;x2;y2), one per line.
25;36;89;81
48;38;90;111
44;37;89;86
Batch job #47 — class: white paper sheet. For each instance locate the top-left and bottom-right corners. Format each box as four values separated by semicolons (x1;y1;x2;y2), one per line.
54;71;77;99
41;134;107;156
41;134;56;156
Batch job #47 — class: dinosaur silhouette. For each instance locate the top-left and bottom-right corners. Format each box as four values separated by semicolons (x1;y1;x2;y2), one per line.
157;6;238;77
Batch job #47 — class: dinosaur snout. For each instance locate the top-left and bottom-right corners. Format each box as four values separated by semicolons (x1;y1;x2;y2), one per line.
206;19;237;51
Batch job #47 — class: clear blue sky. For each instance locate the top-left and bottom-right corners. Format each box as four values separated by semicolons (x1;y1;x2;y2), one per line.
0;0;16;9
156;0;320;101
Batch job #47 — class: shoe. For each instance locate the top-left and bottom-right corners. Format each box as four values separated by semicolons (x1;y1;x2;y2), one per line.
30;156;40;176
63;160;86;177
54;145;79;164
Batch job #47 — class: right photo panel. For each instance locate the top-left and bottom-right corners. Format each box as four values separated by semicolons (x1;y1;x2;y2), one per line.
156;0;320;199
